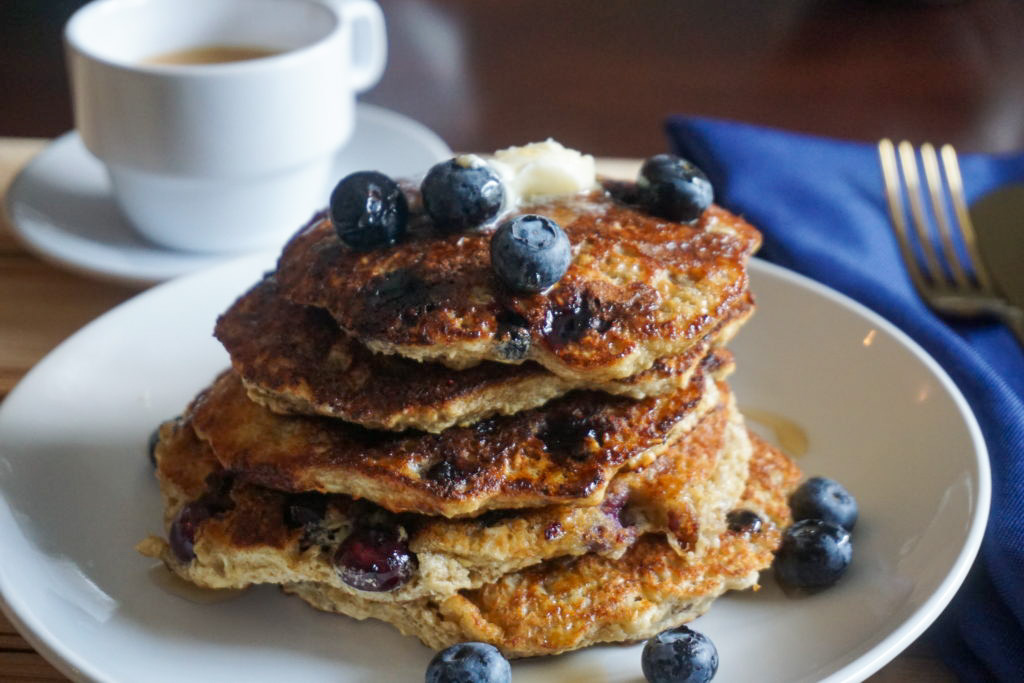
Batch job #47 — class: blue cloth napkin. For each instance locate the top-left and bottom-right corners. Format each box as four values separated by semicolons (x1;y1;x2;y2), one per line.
666;116;1024;681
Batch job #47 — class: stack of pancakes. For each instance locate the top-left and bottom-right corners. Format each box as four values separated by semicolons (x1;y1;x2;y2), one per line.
139;180;802;657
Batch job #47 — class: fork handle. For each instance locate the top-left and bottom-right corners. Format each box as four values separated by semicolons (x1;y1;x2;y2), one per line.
999;305;1024;350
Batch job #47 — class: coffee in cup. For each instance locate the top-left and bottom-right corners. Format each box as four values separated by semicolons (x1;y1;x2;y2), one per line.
143;45;284;66
65;0;387;253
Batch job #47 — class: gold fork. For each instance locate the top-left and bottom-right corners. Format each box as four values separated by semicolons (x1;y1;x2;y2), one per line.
878;138;1024;346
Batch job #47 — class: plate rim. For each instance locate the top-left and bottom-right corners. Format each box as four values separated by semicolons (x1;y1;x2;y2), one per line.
747;259;991;682
0;256;991;683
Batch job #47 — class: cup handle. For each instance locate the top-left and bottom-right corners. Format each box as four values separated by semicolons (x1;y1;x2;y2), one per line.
323;0;387;93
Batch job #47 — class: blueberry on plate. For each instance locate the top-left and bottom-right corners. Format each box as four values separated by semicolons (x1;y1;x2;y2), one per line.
329;171;408;250
637;153;713;224
773;519;853;591
490;214;571;292
421;156;505;233
641;625;718;683
789;476;858;531
425;642;511;683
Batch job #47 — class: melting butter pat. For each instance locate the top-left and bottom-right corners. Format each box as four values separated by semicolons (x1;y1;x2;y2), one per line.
490;139;598;204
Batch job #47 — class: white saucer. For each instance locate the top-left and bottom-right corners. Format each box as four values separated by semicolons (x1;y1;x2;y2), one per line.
4;104;451;286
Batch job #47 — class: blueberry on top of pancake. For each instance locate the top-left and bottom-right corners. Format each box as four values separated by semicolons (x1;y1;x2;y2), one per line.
275;183;760;382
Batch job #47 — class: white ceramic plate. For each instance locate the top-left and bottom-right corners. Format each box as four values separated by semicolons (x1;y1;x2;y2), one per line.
3;103;451;286
0;257;989;683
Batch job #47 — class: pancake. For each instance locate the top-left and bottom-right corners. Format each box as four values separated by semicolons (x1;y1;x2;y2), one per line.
137;387;753;603
189;351;732;518
414;388;752;565
283;433;801;658
216;275;753;432
274;183;760;382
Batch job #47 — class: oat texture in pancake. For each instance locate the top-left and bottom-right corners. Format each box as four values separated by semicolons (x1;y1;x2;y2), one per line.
216;275;753;432
274;184;760;382
282;434;801;658
137;388;752;603
189;351;732;518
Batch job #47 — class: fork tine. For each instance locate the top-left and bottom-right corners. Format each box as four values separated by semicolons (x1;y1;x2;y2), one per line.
920;143;970;289
881;139;1024;347
939;144;996;293
897;140;948;287
878;139;930;296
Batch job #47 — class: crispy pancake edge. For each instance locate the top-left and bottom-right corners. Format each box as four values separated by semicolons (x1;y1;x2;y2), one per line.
216;275;754;432
282;433;801;658
190;352;732;517
275;186;760;382
138;389;752;603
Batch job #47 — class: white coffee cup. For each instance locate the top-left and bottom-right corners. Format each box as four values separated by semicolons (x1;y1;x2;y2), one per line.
64;0;387;253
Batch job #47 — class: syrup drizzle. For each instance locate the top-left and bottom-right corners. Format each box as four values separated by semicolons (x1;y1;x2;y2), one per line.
147;564;246;604
742;408;809;457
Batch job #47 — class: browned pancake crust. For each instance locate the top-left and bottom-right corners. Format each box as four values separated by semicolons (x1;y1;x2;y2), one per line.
275;184;760;381
409;391;748;563
215;275;753;432
439;436;800;656
284;435;802;658
148;416;214;517
190;351;731;518
139;393;752;602
156;388;737;548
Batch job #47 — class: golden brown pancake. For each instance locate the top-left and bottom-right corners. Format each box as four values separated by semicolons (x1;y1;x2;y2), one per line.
413;389;752;564
283;433;801;658
215;275;753;432
137;388;754;603
137;144;781;662
274;183;760;382
189;350;732;518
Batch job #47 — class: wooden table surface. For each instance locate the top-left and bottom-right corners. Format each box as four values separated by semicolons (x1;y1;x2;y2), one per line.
5;0;1019;678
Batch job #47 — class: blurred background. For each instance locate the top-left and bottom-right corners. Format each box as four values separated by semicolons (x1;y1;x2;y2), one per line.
4;0;1024;155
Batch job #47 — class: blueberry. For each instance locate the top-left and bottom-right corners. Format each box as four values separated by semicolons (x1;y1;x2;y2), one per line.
637;154;713;223
789;477;858;531
330;171;408;250
334;525;416;592
421;157;504;233
283;492;328;529
168;496;228;563
168;502;207;563
147;426;161;468
726;509;762;535
425;642;511;683
641;625;718;683
773;519;852;591
168;476;234;563
490;214;571;292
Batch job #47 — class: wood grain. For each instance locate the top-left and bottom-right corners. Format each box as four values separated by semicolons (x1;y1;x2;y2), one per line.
0;138;142;400
0;613;66;681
